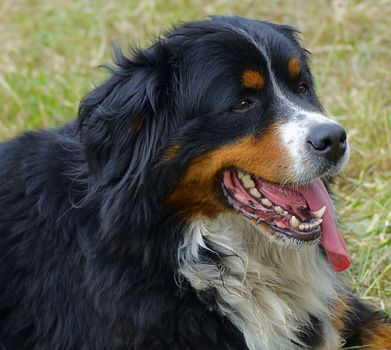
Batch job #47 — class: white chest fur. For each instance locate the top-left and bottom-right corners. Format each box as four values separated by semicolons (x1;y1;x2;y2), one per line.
178;214;342;349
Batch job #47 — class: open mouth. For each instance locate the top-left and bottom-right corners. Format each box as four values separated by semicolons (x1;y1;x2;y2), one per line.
222;170;327;243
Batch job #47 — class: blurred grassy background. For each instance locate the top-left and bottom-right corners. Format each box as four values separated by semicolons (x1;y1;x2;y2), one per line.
0;0;390;312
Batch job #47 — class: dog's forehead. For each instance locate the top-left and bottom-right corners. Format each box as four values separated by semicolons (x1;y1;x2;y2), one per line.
167;17;303;64
211;17;304;64
172;18;306;86
164;17;312;111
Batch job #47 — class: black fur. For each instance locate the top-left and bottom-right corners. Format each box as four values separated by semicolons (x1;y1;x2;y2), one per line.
294;315;323;348
0;16;387;349
341;297;390;348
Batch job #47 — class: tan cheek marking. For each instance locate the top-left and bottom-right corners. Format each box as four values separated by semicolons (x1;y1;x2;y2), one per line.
241;69;265;90
166;123;294;218
288;57;301;78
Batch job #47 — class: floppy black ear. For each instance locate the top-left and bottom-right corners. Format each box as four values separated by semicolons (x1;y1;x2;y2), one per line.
78;44;172;190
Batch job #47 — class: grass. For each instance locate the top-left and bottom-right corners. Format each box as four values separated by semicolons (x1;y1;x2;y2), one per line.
0;0;390;312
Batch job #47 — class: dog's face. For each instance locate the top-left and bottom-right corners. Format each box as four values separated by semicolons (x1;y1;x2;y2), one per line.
80;16;349;247
161;17;349;245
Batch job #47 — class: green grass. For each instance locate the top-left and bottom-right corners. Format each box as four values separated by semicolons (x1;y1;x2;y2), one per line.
1;0;390;312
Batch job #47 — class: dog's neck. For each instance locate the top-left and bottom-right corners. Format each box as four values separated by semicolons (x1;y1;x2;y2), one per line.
178;213;342;349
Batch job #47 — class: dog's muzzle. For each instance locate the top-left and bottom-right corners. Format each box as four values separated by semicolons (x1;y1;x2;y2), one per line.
306;123;347;164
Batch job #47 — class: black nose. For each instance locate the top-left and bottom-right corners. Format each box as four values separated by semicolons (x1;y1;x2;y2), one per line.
306;123;347;163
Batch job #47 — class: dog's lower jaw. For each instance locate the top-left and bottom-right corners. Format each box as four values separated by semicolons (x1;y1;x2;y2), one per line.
178;213;342;350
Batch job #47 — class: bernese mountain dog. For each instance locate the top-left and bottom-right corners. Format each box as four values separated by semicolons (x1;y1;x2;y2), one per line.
0;16;390;350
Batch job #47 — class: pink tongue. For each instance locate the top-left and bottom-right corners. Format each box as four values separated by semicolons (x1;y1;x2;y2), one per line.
256;181;306;209
298;180;350;272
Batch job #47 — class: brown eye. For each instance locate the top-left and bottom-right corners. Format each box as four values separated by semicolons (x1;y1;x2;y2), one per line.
298;83;308;94
234;98;254;111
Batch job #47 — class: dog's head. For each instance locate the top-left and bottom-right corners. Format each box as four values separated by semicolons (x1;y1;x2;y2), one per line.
79;16;349;267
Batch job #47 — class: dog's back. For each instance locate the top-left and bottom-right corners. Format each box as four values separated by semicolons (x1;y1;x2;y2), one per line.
0;127;92;348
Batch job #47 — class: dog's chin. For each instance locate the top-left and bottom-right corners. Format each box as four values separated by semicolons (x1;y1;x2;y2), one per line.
221;169;326;247
246;218;320;248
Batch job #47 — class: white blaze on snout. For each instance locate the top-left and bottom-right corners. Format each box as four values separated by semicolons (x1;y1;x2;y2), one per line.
279;111;349;182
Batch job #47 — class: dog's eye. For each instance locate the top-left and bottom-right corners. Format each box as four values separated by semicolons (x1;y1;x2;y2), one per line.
298;83;308;94
234;99;254;112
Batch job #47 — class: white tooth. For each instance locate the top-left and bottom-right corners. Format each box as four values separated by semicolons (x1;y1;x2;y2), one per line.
313;206;326;218
290;216;299;228
283;211;288;216
314;218;323;226
261;198;272;207
298;224;305;231
249;188;262;198
274;206;283;213
242;175;255;188
237;171;245;179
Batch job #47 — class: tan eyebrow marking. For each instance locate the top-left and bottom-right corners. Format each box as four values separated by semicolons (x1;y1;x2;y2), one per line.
241;69;265;90
288;57;301;78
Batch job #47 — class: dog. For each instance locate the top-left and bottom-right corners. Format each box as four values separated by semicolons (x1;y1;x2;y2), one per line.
0;16;390;350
